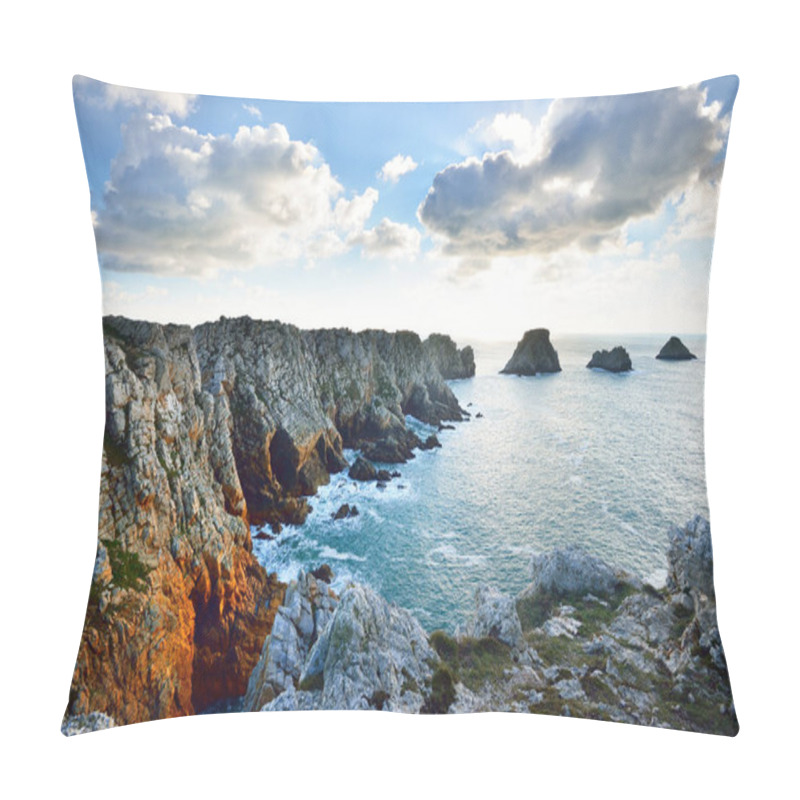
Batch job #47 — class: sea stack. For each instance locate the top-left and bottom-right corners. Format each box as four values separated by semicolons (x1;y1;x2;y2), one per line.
656;336;696;360
586;346;632;373
500;329;561;376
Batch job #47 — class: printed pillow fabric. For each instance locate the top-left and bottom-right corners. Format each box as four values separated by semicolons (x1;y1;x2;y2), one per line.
64;75;739;736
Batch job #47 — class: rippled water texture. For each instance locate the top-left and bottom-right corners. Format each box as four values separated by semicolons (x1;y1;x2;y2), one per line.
252;335;708;632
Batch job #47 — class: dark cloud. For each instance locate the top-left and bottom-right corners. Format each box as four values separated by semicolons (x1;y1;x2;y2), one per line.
418;85;729;260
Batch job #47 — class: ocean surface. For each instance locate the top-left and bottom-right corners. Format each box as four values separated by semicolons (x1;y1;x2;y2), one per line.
251;335;708;633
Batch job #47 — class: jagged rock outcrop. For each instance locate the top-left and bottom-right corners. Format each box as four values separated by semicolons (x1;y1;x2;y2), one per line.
243;571;338;711
255;584;437;713
587;346;632;373
423;333;475;379
500;329;561;376
67;314;466;730
448;517;736;734
656;336;697;360
244;515;736;733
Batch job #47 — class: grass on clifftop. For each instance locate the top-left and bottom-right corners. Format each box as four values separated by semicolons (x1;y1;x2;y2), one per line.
429;631;514;694
516;583;638;636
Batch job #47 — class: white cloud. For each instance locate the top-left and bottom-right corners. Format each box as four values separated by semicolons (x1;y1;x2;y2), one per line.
242;103;262;119
74;76;196;118
419;85;729;270
93;112;384;276
351;218;421;259
470;112;542;163
378;154;418;183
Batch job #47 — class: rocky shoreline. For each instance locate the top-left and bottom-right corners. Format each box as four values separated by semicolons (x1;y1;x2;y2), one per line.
230;515;735;735
65;316;470;729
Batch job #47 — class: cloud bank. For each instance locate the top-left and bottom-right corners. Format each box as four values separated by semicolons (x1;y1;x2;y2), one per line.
93;113;384;276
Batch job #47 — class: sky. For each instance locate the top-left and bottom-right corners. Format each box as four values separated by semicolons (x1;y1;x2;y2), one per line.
73;75;738;340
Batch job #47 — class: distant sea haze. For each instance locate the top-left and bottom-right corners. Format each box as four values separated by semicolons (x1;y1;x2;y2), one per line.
253;334;708;633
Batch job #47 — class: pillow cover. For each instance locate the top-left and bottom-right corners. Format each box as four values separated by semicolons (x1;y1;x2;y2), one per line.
64;75;739;736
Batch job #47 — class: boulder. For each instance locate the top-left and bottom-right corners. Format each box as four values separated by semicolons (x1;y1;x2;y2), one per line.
521;546;632;599
419;434;441;450
587;346;632;373
361;433;420;463
457;586;524;650
500;329;561;376
348;457;378;481
656;336;696;360
311;564;335;584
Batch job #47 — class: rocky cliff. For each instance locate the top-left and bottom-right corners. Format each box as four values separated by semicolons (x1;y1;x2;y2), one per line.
587;346;633;372
244;516;737;735
194;318;465;525
423;333;475;379
66;316;467;729
500;329;561;376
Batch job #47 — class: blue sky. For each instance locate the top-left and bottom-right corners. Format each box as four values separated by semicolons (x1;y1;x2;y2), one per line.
73;75;738;339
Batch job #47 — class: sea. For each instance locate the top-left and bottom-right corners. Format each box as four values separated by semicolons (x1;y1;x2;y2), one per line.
251;334;708;634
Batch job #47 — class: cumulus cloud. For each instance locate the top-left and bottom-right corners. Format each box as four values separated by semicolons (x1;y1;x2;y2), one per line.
93;112;383;276
378;154;418;183
74;75;196;118
419;85;729;265
350;218;422;259
470;112;542;163
242;103;262;119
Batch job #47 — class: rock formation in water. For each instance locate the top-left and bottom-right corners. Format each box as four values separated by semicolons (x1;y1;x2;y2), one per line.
423;333;475;379
656;336;697;360
240;515;736;735
586;346;632;373
500;329;561;376
65;315;466;729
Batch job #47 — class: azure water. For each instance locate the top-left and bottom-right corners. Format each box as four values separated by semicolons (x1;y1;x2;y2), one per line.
252;334;708;633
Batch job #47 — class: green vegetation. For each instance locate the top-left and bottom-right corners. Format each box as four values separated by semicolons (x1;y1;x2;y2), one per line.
298;671;325;692
516;582;637;637
429;631;514;693
101;539;150;592
670;599;696;640
103;431;131;468
421;664;456;714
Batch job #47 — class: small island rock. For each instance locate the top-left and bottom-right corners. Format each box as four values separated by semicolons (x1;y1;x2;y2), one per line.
587;346;632;373
656;336;696;360
500;329;561;376
332;504;359;520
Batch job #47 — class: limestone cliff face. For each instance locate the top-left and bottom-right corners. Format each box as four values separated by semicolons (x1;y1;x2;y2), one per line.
69;317;284;726
68;315;465;727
